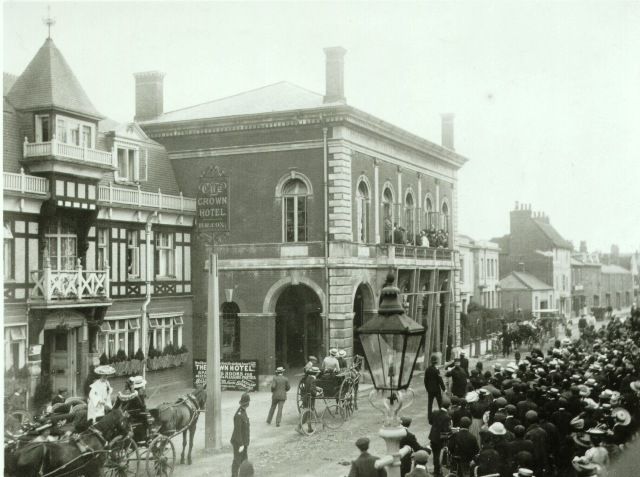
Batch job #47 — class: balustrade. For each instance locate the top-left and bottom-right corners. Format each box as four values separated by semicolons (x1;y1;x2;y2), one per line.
3;170;49;195
98;184;195;212
23;138;113;166
30;259;110;302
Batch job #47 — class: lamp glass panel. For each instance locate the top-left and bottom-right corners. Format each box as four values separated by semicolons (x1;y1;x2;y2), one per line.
360;333;406;390
398;333;423;388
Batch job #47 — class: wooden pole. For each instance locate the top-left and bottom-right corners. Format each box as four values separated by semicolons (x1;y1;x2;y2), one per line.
205;251;222;450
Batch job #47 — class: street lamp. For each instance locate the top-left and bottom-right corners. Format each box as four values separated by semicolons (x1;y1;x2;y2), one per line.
356;280;425;477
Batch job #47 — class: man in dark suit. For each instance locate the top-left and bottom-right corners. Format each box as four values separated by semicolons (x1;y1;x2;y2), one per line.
52;387;68;405
399;417;430;477
231;393;251;477
423;354;445;424
429;400;452;477
266;366;290;427
446;358;469;399
348;437;387;477
459;351;469;376
523;411;548;477
508;425;535;475
406;450;430;477
449;417;479;477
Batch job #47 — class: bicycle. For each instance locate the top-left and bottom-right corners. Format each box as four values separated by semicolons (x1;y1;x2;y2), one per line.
440;427;463;476
297;391;345;436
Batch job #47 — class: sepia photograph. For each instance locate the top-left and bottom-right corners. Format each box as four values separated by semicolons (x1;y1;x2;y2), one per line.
2;1;639;476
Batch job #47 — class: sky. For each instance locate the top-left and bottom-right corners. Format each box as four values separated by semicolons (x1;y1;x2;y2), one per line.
3;1;640;253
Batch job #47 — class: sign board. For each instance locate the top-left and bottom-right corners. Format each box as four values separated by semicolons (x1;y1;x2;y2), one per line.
193;359;259;391
196;166;230;232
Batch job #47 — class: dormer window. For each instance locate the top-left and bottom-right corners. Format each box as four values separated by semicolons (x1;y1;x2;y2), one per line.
49;113;95;147
116;147;139;182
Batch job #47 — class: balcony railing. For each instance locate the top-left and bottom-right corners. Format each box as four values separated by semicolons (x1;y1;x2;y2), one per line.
98;184;196;213
30;260;110;303
379;244;454;261
3;169;49;195
23;138;114;167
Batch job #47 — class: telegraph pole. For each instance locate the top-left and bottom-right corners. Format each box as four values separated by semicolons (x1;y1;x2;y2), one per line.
196;166;230;451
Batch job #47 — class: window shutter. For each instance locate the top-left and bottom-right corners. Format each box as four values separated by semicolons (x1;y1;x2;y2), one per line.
139;149;148;182
133;150;140;182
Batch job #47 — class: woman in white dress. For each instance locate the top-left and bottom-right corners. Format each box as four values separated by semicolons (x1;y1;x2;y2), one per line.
87;365;115;423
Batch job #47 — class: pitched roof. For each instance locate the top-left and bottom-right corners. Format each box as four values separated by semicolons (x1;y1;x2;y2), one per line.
532;219;572;249
3;73;18;96
142;81;341;124
499;271;553;291
601;264;631;274
7;38;103;119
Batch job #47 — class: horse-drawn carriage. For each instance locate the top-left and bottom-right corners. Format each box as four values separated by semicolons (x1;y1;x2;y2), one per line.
4;387;206;477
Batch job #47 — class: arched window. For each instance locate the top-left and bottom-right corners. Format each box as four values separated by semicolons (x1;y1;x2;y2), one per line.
441;201;449;233
425;197;434;230
381;187;394;244
404;192;415;242
355;181;370;243
282;179;308;242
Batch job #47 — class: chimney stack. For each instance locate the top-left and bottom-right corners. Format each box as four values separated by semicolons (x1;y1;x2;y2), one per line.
134;71;165;122
323;46;347;103
579;241;588;253
518;262;526;273
441;113;455;150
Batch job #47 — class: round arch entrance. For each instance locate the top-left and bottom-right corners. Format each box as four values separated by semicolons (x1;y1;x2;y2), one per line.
353;283;375;359
275;285;323;370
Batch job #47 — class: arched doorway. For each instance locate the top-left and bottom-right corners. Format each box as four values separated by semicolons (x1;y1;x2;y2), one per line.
353;283;375;359
275;285;322;370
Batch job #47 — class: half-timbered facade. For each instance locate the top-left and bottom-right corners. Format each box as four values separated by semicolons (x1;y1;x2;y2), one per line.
3;38;195;398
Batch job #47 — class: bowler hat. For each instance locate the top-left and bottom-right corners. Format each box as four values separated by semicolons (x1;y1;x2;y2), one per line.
239;392;251;405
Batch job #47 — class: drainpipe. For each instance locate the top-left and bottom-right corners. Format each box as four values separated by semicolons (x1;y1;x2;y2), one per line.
323;127;330;354
141;211;158;379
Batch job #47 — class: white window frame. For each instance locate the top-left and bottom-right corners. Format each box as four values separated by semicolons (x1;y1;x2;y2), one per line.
97;228;109;269
155;232;175;278
4;325;27;372
281;179;309;243
355;180;370;243
115;146;140;183
35;114;51;142
4;221;14;281
147;313;184;352
404;191;415;240
99;316;140;358
126;230;140;279
45;218;77;270
54;114;95;147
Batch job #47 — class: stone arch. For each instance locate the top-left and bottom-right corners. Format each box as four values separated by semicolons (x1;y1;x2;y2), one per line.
274;170;314;198
352;281;377;359
263;275;325;315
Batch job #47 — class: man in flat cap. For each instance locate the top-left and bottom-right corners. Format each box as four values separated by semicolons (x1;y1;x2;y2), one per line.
348;437;386;477
406;450;430;477
231;393;251;477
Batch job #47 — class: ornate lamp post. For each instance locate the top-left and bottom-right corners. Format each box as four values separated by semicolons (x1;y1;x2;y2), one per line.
356;280;425;477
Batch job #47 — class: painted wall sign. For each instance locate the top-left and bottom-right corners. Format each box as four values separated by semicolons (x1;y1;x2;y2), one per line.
196;166;229;232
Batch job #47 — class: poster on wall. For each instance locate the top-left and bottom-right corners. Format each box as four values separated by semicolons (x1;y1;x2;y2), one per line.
193;359;259;391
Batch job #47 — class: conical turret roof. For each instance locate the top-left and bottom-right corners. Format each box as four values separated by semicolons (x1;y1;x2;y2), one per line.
7;38;103;119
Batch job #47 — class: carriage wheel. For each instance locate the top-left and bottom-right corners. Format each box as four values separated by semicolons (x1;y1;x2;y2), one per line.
104;437;140;477
10;410;31;426
338;377;354;417
299;409;320;436
146;435;175;477
322;404;345;430
296;380;304;414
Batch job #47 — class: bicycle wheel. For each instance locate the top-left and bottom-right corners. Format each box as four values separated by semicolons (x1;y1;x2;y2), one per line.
322;404;345;430
300;409;319;436
440;446;451;473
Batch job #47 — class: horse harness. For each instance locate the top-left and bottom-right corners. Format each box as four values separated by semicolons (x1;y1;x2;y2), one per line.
159;392;202;435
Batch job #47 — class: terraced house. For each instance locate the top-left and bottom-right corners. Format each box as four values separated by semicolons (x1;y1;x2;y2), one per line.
137;47;469;385
3;37;196;399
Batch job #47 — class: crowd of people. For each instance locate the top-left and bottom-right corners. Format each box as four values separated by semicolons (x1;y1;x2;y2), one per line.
413;307;640;477
384;221;450;249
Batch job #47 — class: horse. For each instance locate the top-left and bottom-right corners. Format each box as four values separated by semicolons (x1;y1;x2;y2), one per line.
9;408;131;477
149;385;206;465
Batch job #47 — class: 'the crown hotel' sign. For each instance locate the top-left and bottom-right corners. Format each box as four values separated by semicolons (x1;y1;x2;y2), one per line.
196;166;230;232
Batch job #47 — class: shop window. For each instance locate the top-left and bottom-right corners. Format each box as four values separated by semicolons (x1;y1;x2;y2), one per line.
282;179;308;242
127;230;140;278
99;317;140;358
4;325;26;372
355;180;370;243
4;221;13;280
148;314;183;352
155;232;175;278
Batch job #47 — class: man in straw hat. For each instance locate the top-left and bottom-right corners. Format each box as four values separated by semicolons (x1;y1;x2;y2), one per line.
87;364;114;423
267;366;290;427
322;348;340;372
231;392;251;477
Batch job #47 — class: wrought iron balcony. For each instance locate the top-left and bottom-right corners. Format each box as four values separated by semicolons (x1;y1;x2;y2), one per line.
29;259;110;306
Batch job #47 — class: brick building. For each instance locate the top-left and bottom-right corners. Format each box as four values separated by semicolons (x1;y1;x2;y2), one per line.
137;47;469;383
493;203;572;317
3;38;196;399
499;270;554;318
